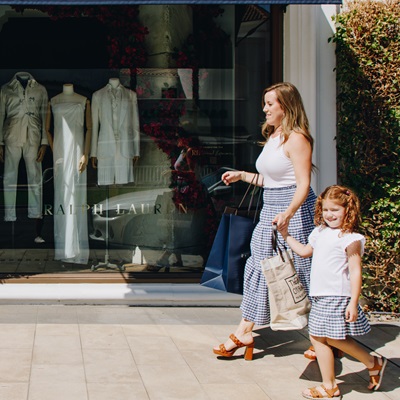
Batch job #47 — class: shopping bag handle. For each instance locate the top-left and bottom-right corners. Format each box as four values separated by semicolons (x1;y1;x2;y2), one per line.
237;173;257;208
271;224;285;262
237;174;262;222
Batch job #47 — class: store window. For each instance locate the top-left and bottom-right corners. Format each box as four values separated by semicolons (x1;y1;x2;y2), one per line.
0;4;274;281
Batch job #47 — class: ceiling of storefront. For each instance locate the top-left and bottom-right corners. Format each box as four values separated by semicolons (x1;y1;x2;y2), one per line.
0;1;343;5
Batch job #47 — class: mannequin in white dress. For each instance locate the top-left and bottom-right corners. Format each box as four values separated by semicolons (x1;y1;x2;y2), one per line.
46;84;91;264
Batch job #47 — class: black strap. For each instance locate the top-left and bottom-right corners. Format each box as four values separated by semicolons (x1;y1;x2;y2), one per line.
253;187;263;223
271;224;285;262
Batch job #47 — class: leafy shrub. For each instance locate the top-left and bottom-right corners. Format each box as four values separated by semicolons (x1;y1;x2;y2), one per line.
331;0;400;311
362;184;400;312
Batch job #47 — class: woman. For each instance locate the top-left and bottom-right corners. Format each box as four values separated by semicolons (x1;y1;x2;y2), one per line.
213;82;316;360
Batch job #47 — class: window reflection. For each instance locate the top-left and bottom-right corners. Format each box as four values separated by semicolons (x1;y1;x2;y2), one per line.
0;4;271;277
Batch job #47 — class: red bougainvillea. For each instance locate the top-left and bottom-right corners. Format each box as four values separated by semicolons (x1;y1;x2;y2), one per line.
13;5;148;69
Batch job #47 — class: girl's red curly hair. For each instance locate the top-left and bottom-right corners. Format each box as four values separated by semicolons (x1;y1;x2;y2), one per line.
314;185;361;233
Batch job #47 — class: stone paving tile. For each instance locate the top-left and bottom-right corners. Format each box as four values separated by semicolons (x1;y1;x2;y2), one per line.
79;324;130;349
30;364;86;383
0;305;397;400
86;382;150;400
0;383;29;400
137;364;209;400
28;381;88;400
32;334;83;365
202;383;271;400
0;324;35;348
35;323;80;336
127;336;187;366
0;348;32;382
83;348;140;383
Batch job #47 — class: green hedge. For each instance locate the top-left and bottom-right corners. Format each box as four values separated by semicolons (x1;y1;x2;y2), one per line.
331;0;400;312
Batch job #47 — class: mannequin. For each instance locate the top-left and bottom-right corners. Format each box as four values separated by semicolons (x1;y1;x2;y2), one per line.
90;78;140;185
0;72;48;242
109;77;119;89
47;83;91;264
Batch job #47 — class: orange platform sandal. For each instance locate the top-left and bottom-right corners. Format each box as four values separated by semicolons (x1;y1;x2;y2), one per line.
304;345;344;361
213;333;254;361
304;345;317;360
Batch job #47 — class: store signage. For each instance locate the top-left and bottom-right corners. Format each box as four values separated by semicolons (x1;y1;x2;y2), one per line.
43;202;188;216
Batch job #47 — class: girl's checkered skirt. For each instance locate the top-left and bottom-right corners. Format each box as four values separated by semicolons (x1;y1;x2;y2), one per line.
308;296;371;339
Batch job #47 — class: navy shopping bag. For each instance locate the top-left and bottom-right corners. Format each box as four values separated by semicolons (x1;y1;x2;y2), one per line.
201;174;262;294
200;212;258;294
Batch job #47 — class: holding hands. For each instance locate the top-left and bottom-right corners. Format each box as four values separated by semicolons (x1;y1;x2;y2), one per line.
273;212;291;232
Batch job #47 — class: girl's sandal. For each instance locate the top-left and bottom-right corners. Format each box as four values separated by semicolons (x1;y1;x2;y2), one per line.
302;385;342;399
368;355;387;391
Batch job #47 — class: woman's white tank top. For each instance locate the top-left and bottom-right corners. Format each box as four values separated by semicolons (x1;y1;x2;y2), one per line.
255;135;296;188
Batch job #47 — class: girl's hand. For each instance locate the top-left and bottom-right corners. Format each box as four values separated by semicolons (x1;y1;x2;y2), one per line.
277;223;289;240
221;170;242;186
345;302;358;322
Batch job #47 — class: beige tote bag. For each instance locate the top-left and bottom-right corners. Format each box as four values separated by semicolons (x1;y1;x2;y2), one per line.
261;225;311;331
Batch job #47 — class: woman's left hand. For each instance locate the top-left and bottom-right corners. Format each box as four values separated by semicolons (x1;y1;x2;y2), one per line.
272;212;291;231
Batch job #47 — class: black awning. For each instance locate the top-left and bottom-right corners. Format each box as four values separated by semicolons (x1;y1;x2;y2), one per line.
0;1;343;5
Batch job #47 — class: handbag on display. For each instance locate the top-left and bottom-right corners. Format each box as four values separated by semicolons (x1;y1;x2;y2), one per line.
200;174;262;294
261;224;311;330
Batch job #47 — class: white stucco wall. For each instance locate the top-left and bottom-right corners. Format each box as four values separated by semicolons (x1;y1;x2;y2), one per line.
284;4;339;194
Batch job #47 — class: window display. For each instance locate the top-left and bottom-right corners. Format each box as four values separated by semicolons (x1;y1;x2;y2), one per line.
0;4;273;280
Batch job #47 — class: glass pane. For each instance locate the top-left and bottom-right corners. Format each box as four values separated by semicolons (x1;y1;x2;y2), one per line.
0;4;271;278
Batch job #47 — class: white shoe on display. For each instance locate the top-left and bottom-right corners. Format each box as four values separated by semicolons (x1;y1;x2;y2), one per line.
34;236;45;244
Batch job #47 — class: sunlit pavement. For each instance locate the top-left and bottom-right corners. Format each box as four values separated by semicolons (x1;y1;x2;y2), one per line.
0;303;398;400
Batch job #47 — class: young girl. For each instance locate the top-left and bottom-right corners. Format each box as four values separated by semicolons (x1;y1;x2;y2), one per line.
279;185;387;399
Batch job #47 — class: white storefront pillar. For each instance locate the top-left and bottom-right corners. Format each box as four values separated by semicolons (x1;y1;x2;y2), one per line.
284;5;339;194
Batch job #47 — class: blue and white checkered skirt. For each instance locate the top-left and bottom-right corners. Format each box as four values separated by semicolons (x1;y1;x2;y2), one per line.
308;296;371;339
240;185;316;325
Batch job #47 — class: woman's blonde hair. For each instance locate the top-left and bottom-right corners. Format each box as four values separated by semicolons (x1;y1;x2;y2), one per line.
314;185;361;233
261;82;313;150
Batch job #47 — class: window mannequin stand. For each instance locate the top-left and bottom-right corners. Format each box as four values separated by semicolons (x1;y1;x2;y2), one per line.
91;184;125;272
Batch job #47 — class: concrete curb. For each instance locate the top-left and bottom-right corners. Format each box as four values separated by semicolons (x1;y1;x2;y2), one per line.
0;283;243;306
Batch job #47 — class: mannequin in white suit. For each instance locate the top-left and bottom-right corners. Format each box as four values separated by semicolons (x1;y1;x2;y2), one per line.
90;78;140;185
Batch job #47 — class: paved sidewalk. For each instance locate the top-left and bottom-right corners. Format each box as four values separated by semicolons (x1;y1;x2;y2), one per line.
0;305;398;400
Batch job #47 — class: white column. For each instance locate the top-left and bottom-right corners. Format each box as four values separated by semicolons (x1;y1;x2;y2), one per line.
283;5;339;194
